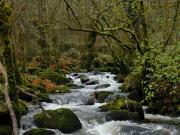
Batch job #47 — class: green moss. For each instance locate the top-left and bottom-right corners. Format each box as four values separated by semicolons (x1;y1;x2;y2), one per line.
99;99;144;120
27;67;42;74
97;91;113;103
37;93;52;103
34;108;82;133
121;74;142;92
23;128;55;135
13;100;28;116
38;70;70;85
53;85;70;93
106;110;140;121
0;125;12;135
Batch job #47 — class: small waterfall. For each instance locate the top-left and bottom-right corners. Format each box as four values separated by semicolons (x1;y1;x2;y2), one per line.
20;72;180;135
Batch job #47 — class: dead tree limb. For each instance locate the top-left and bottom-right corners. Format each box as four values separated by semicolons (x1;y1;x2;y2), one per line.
0;62;19;135
16;86;50;119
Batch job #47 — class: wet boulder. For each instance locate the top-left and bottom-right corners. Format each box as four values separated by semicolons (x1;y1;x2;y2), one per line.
72;73;79;77
142;129;170;135
99;99;144;120
85;80;99;85
86;98;95;105
79;75;90;84
34;108;82;133
106;110;140;121
105;93;128;103
120;125;148;134
23;128;55;135
128;91;140;101
94;84;111;90
90;91;113;103
70;84;84;89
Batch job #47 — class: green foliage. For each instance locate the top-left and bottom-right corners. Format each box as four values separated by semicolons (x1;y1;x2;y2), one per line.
13;100;28;116
132;45;180;105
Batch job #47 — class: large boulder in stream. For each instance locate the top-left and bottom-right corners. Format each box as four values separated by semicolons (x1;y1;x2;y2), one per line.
99;99;144;121
94;84;111;90
96;91;113;103
23;128;55;135
79;74;90;84
34;108;82;133
85;79;99;85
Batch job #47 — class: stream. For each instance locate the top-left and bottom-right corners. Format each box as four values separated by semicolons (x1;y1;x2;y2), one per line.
20;72;180;135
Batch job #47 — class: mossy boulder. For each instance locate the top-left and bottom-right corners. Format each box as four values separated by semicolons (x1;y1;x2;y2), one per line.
23;128;55;135
46;85;70;93
121;74;142;93
0;125;12;135
37;93;52;103
13;100;28;116
34;108;82;133
106;110;140;121
90;91;113;103
121;74;144;100
99;99;144;120
38;70;71;85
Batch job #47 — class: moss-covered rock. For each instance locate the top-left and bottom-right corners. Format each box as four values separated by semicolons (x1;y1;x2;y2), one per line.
13;100;28;116
34;108;82;133
92;91;113;103
99;99;144;120
121;74;142;93
38;70;71;85
23;128;55;135
46;85;70;93
0;125;12;135
37;93;52;103
106;110;140;121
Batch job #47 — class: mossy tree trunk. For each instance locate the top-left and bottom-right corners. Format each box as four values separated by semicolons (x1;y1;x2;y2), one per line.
0;0;18;102
86;32;97;71
37;0;51;68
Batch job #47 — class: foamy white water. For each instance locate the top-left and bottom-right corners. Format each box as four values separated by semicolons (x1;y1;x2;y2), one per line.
20;72;180;135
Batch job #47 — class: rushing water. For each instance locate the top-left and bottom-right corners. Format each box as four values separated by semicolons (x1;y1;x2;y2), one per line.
20;72;180;135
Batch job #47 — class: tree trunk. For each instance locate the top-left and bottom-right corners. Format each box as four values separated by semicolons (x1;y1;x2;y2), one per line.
0;1;18;102
0;62;19;135
86;32;97;71
37;0;51;68
140;1;149;49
